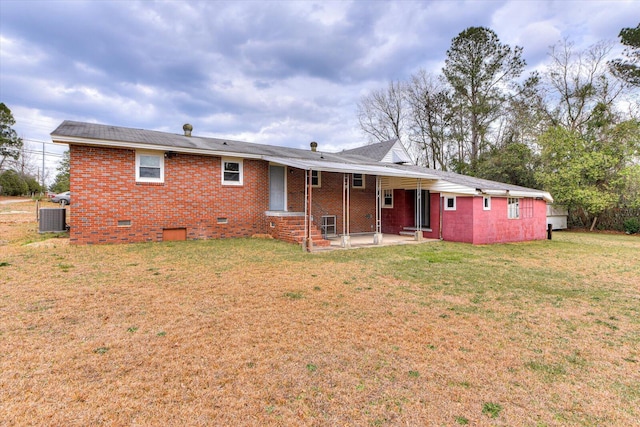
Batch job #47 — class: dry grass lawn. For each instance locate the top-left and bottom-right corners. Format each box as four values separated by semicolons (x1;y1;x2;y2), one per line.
1;198;639;426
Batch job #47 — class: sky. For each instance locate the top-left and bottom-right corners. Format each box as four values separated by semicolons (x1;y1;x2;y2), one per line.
1;0;638;182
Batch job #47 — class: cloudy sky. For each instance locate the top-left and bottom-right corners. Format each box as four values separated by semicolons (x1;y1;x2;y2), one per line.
0;0;637;178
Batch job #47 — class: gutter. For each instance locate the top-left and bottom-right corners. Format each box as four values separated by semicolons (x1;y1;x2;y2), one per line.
50;135;264;160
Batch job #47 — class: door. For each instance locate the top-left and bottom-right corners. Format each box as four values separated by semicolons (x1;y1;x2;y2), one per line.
269;165;286;211
410;190;430;229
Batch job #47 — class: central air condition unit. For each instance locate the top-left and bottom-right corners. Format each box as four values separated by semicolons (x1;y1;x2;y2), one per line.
39;208;67;233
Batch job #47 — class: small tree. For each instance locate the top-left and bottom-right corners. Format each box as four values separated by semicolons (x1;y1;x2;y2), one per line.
0;170;29;196
0;103;23;170
49;150;70;193
537;118;640;229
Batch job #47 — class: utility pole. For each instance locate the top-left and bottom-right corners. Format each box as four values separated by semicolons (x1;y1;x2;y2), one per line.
42;140;46;191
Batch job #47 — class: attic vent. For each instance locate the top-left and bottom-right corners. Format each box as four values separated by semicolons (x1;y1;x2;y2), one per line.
183;123;193;136
310;141;318;152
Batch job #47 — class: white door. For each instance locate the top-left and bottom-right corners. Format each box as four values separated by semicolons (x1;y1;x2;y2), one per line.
269;165;286;211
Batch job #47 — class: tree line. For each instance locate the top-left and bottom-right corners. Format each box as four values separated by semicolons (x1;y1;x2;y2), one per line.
357;25;640;230
0;102;69;196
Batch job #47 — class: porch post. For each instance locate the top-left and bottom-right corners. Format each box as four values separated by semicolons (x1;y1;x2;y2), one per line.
341;173;351;248
305;169;313;252
415;179;423;241
374;175;383;245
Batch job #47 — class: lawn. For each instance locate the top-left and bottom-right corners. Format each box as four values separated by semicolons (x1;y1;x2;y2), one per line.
1;199;639;426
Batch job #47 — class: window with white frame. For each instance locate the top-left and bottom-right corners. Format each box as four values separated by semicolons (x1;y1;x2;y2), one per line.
352;173;365;188
136;152;164;183
222;158;243;185
444;196;456;211
483;196;491;210
383;189;393;208
311;170;321;187
508;197;520;219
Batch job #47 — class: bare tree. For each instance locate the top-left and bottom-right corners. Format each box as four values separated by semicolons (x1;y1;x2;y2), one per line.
543;39;626;133
357;80;406;144
405;70;453;169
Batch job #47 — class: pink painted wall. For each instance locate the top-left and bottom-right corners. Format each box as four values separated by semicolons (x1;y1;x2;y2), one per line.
442;196;548;244
471;197;547;244
441;196;475;243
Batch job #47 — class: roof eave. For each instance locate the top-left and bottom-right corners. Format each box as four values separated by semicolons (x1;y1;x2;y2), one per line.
50;135;263;159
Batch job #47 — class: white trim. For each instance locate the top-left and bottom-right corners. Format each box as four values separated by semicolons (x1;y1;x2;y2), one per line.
222;157;243;186
483;196;491;211
508;197;520;219
444;196;456;211
311;170;321;188
135;151;164;183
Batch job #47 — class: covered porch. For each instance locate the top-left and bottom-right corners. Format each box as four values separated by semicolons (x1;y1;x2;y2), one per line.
264;156;442;251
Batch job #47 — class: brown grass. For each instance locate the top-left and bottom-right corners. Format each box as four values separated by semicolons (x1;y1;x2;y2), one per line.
1;198;639;426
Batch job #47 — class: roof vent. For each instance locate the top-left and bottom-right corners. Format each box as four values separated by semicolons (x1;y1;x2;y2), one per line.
183;123;193;137
310;141;318;152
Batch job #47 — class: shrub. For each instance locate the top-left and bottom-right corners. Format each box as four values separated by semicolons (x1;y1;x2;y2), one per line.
623;218;640;234
0;170;28;196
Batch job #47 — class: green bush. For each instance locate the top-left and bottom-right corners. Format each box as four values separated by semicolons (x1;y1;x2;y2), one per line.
0;170;29;196
623;218;640;234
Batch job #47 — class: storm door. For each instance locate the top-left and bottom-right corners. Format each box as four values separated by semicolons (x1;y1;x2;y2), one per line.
269;165;286;211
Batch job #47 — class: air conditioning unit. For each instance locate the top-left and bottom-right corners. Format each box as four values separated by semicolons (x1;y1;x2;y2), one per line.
39;208;67;233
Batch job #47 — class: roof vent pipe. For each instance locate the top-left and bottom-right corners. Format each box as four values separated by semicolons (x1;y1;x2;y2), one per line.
310;141;318;152
183;123;193;137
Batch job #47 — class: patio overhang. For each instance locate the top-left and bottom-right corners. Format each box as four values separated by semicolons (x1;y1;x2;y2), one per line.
262;156;438;179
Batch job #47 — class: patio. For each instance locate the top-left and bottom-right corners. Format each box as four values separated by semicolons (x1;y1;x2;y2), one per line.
319;233;440;251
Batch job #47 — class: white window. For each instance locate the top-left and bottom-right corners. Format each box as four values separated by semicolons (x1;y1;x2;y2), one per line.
311;170;321;187
383;189;393;208
444;196;456;211
222;158;243;185
352;173;365;188
483;196;491;211
136;152;164;183
508;197;520;219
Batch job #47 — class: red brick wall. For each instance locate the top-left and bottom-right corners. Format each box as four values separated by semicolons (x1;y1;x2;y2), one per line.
69;145;269;244
286;169;376;234
381;190;440;239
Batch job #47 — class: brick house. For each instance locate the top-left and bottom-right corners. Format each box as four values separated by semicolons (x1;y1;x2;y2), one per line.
51;121;553;248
